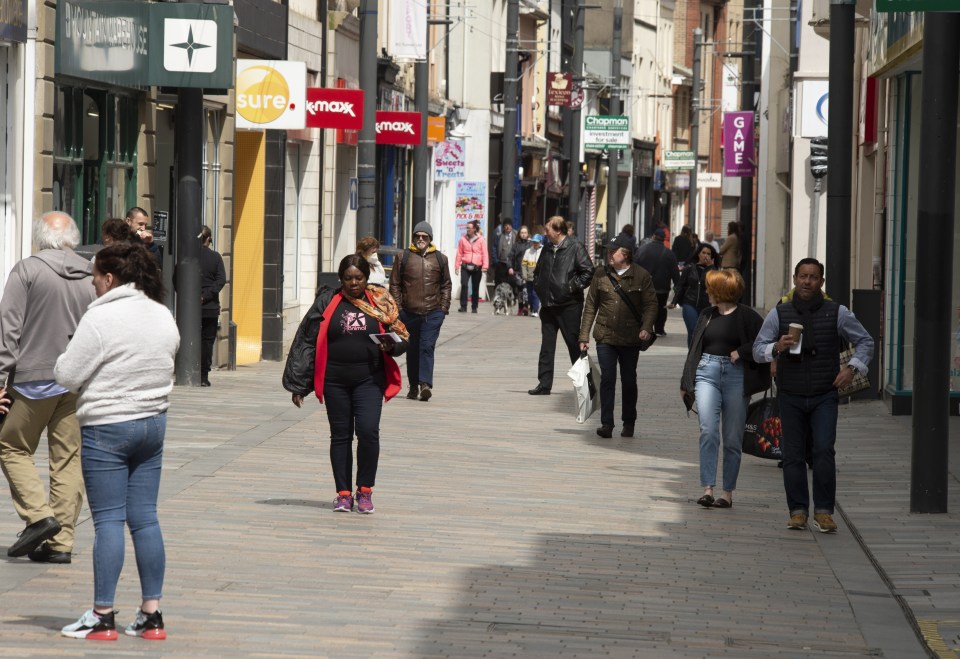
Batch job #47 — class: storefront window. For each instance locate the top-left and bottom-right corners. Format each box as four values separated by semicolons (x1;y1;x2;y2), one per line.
203;109;223;244
53;84;138;243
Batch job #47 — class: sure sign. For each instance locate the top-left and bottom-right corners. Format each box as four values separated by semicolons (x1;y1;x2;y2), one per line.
723;111;755;177
305;88;364;130
375;111;422;145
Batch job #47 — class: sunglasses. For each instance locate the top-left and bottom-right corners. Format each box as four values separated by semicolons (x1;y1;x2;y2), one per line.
414;233;430;240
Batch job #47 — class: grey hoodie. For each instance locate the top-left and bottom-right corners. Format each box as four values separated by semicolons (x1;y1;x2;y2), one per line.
0;249;96;385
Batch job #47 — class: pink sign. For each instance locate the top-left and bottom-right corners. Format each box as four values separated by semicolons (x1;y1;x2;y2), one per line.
723;111;756;177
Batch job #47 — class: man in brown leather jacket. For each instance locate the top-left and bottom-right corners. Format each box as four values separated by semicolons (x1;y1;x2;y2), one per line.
389;222;452;401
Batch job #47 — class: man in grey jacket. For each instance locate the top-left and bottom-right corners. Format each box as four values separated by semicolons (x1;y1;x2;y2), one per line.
0;212;96;563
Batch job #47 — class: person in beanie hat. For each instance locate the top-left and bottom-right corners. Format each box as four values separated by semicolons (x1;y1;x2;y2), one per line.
388;221;452;401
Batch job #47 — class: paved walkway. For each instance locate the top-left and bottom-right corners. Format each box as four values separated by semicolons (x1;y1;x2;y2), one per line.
1;305;957;657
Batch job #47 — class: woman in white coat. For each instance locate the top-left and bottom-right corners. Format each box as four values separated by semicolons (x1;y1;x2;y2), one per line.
55;243;179;642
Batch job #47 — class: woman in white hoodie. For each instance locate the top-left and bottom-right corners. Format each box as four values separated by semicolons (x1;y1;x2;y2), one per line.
357;235;387;286
55;243;180;642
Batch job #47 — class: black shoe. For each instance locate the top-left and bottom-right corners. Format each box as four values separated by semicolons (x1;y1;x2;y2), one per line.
406;388;419;400
458;307;466;313
200;379;211;387
419;383;432;402
596;425;613;438
655;331;667;337
471;308;478;313
527;385;551;395
621;424;635;438
8;516;61;557
27;543;72;564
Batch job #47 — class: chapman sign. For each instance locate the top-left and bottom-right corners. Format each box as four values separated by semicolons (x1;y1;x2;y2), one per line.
723;111;755;177
583;115;629;150
305;88;363;130
375;111;422;145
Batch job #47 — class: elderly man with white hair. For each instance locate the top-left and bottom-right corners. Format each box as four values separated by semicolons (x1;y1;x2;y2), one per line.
0;211;96;563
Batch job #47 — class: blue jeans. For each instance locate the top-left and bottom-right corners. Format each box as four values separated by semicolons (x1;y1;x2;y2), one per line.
596;343;640;427
526;283;540;313
778;390;839;514
681;304;701;348
81;414;166;608
695;355;748;491
400;308;445;387
323;376;383;492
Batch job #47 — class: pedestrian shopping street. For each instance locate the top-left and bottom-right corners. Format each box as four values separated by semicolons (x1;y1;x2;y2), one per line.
0;308;957;658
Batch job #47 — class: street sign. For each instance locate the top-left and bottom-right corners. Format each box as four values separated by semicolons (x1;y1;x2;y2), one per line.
583;115;629;150
305;88;364;130
699;172;722;188
877;0;957;11
547;72;572;107
663;150;695;170
349;178;359;211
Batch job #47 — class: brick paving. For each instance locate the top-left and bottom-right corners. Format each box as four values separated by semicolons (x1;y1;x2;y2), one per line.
0;306;956;657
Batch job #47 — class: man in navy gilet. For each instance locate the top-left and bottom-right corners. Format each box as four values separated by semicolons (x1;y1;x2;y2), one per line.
753;258;874;534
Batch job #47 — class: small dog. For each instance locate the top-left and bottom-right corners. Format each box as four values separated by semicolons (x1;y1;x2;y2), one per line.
492;283;517;316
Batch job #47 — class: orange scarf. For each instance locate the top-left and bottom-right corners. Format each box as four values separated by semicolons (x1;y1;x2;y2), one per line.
348;285;410;341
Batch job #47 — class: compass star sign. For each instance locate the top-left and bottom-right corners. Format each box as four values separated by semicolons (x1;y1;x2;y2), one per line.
171;27;211;66
164;19;218;74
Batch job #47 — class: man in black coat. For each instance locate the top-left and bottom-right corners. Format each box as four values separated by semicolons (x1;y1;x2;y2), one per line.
634;228;679;336
528;216;595;395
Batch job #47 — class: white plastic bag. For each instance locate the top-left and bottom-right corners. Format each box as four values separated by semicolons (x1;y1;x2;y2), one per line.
567;353;599;424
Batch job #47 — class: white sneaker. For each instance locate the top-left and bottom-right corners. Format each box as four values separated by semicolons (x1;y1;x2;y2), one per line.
61;609;118;640
531;312;539;318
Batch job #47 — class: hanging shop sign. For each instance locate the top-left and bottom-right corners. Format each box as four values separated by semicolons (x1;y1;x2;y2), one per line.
699;172;722;188
722;111;756;177
56;1;233;89
305;88;364;130
0;0;26;42
663;150;695;170
434;140;465;180
583;115;630;150
236;60;306;130
454;181;487;243
389;0;427;60
375;111;422;145
427;116;446;144
547;72;572;107
877;0;957;10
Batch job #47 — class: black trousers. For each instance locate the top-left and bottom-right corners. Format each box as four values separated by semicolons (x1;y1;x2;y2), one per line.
654;292;669;334
323;376;383;492
201;315;218;377
459;267;483;310
537;303;584;389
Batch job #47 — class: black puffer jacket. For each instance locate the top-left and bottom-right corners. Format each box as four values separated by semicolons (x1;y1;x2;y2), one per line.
532;237;595;307
671;263;716;311
282;286;408;396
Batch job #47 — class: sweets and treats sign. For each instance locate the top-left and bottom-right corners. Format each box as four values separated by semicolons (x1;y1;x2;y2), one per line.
434;140;465;180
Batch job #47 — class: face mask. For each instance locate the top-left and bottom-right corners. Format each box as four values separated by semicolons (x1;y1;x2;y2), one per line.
368;252;379;262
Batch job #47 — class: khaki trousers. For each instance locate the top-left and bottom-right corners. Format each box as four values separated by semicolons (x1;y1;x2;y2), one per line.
0;392;84;552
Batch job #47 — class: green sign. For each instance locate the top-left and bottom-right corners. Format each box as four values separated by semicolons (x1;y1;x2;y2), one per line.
876;0;959;11
584;115;630;150
56;1;234;89
663;150;695;170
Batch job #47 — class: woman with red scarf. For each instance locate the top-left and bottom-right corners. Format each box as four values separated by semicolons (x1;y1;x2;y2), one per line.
283;254;408;514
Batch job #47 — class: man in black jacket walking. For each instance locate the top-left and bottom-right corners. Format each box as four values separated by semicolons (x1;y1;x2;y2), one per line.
635;228;679;336
528;216;595;395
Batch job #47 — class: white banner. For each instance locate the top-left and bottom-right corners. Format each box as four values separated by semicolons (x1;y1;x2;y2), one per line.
235;60;306;130
434;140;465;180
799;80;829;138
390;0;426;60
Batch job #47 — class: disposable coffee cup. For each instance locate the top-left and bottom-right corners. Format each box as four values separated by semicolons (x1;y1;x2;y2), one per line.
788;323;803;354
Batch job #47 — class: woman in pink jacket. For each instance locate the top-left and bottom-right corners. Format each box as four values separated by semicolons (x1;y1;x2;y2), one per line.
454;220;489;313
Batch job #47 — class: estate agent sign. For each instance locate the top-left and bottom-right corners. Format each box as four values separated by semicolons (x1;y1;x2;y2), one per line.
583;115;630;150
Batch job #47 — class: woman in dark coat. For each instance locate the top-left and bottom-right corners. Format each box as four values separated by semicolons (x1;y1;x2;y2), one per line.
199;226;226;387
669;242;720;347
283;254;408;514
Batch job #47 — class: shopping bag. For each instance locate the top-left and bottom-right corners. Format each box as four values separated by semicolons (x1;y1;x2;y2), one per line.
742;392;783;460
567;352;599;424
837;346;870;397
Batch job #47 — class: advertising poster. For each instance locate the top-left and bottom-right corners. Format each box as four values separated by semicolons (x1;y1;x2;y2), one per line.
434;140;465;180
454;181;486;243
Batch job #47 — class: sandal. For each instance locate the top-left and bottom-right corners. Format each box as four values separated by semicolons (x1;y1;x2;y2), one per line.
696;494;715;507
712;498;733;508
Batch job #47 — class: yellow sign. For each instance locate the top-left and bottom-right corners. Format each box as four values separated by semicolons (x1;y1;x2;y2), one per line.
235;60;306;130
